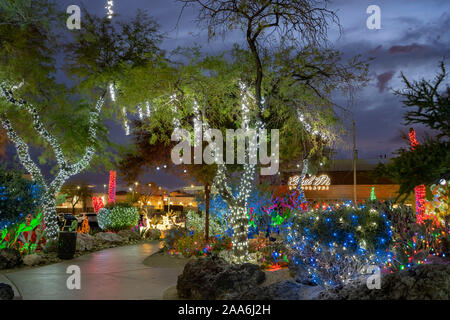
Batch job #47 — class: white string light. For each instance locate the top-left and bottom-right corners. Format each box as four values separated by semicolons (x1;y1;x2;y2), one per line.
212;82;262;263
0;82;105;239
105;0;114;19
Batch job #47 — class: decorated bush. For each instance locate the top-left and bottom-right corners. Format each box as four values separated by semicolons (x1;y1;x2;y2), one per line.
97;204;139;231
373;201;448;269
170;232;232;258
185;210;223;236
286;203;393;286
0;166;42;230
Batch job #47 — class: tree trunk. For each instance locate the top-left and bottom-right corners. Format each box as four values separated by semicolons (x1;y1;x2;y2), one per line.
230;204;249;263
42;195;59;239
205;183;210;241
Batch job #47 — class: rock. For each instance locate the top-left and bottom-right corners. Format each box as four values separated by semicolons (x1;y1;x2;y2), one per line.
238;280;324;300
288;260;318;286
118;229;141;241
0;283;14;300
76;233;95;252
318;264;450;300
94;232;124;244
0;248;22;269
23;254;43;266
177;256;265;300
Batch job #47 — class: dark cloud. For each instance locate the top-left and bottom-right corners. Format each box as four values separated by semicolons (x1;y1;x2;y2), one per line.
388;43;430;54
376;71;395;93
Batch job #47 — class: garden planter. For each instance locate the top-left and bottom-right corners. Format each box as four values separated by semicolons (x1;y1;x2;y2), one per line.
57;231;77;260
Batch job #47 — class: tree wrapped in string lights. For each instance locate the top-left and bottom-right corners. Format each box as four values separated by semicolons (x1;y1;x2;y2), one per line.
212;83;261;263
0;82;105;239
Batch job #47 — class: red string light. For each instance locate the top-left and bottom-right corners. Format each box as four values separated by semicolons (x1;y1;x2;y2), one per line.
92;196;104;213
108;170;116;204
408;128;426;222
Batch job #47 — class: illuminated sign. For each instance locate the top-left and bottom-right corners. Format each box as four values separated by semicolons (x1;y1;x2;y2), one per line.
288;174;330;191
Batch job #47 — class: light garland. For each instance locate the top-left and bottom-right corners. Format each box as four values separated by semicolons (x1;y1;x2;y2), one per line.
0;82;105;239
408;128;426;221
108;170;116;203
212;82;261;263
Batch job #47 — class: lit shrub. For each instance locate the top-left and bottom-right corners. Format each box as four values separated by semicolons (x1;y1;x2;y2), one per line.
97;205;139;231
97;208;111;231
170;233;232;258
185;210;223;236
286;204;393;286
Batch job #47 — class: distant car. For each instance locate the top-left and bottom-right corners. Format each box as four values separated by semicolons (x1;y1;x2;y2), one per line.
58;213;77;230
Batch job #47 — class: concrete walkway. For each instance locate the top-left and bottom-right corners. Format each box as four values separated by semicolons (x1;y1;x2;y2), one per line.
2;242;184;300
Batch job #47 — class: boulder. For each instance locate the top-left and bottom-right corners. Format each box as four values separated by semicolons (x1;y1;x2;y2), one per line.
23;254;43;266
177;256;265;299
76;233;95;252
318;264;450;300
238;280;324;300
0;248;22;269
118;229;141;241
0;283;14;300
94;232;123;244
288;260;318;286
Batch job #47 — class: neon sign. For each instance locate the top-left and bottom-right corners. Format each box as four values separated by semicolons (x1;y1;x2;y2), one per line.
288;174;330;191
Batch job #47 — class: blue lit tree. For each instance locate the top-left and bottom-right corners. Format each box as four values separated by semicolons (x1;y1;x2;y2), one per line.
0;165;41;230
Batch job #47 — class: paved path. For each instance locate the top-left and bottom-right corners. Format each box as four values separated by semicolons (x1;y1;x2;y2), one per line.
3;242;183;300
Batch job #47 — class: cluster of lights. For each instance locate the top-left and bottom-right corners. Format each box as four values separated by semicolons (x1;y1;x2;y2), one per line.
212;82;263;263
108;170;116;203
288;174;330;191
287;204;393;286
105;0;114;19
0;82;105;239
302;185;329;191
297;110;329;140
408;128;426;221
92;196;104;213
97;205;139;231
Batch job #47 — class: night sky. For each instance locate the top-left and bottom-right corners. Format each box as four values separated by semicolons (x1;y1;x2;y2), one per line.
6;0;450;191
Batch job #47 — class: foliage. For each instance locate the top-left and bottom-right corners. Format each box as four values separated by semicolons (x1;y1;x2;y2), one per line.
425;183;449;225
170;232;232;258
372;201;448;269
185;210;222;236
60;181;93;214
0;212;43;252
286;203;393;286
375;140;450;200
394;61;449;139
97;204;139;232
248;232;289;269
77;215;90;234
377;61;450;200
97;208;111;231
0;165;41;229
68;220;78;232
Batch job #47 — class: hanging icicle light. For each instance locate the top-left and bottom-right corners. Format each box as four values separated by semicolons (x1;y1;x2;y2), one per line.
122;106;130;135
105;0;114;19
